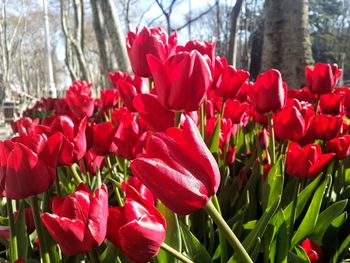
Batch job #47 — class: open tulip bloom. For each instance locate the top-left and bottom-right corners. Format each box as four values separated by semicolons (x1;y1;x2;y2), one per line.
3;25;350;263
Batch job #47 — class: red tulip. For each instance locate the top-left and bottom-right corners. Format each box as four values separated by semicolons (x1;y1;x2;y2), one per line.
306;63;341;94
124;176;155;205
131;117;220;215
326;135;350;160
91;121;118;156
273;104;306;141
79;149;105;175
206;117;236;149
313;114;343;140
147;50;213;112
286;142;334;179
223;99;250;125
41;184;108;255
214;65;249;99
12;117;39;136
301;239;323;263
319;93;344;115
0;132;62;199
66;80;94;118
133;93;175;132
50;115;87;165
98;89;119;110
248;69;287;113
176;39;216;63
107;183;166;263
126;27;177;77
287;87;317;103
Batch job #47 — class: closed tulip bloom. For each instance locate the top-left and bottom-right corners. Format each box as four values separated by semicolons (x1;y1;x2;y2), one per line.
301;239;323;263
50;115;87;165
126;27;177;77
131;117;220;215
319;93;344;115
41;184;108;255
0;132;62;199
91;121;118;156
79;149;105;175
147;50;213;112
214;65;250;99
313;114;343;140
326;135;350;160
107;184;166;263
273;105;306;141
98;89;119;110
223;99;250;125
306;63;342;94
248;69;287;113
286;142;334;179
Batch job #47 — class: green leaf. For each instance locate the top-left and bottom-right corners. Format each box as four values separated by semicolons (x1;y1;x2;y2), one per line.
100;242;119;263
262;156;284;210
179;222;213;263
275;211;288;263
331;212;347;228
157;202;181;263
15;201;28;260
0;215;8;226
333;232;350;263
291;175;329;247
208;116;221;154
242;198;280;254
288;246;310;263
284;175;322;222
310;199;347;243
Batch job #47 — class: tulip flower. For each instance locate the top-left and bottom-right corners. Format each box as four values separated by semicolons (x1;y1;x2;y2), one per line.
12;117;40;136
66;80;94;118
91;121;118;156
285;142;334;179
287;87;317;103
107;184;166;263
306;63;341;94
79;149;105;175
176;39;216;62
126;27;177;77
214;65;250;99
133;93;175;132
41;183;108;256
0;132;62;199
326;135;350;160
248;69;287;113
50;115;87;165
98;88;119;110
319;93;344;115
223;99;250;125
273;105;306;142
313;114;343;140
301;239;323;263
147;50;213;112
131;117;220;215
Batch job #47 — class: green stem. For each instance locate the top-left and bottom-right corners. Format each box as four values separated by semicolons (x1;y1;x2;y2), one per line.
220;97;226;117
69;165;83;184
211;196;227;263
30;195;50;263
55;169;62;196
88;249;100;263
6;198;18;262
268;114;276;166
200;101;206;139
160;243;193;263
204;199;252;263
314;94;320;114
289;180;301;246
174;112;182;128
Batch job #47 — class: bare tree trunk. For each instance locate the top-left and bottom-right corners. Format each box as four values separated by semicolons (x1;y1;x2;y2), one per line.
100;0;131;72
261;0;313;87
60;0;91;81
90;0;111;75
227;0;244;67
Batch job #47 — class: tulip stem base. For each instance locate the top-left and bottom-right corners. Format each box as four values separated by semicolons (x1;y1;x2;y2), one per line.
7;198;18;262
69;164;83;185
204;200;253;263
268;114;276;165
161;242;193;263
31;195;51;263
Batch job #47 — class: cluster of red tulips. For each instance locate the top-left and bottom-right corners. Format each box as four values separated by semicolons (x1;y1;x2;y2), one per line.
1;26;350;263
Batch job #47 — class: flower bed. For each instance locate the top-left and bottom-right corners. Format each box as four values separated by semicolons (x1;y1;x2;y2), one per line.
1;26;349;262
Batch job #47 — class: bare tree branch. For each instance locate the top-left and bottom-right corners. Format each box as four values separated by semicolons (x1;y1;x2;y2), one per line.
176;4;216;31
